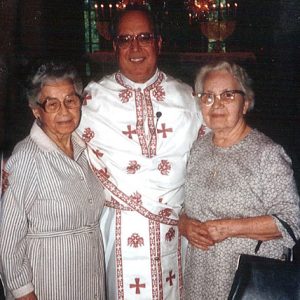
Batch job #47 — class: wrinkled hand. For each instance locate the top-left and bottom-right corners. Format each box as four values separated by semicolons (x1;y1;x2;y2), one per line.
204;219;230;243
16;292;37;300
179;214;214;250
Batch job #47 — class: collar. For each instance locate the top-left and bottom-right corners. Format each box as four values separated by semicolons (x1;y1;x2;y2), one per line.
30;121;86;161
118;68;160;89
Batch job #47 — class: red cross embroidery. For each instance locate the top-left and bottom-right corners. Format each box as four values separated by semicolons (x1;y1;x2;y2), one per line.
82;93;92;105
122;125;137;139
157;123;173;138
100;168;110;179
127;160;141;174
130;278;146;294
166;271;176;286
92;148;104;158
82;127;95;143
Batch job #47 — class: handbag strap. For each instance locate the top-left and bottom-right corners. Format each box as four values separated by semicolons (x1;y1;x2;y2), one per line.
254;214;297;254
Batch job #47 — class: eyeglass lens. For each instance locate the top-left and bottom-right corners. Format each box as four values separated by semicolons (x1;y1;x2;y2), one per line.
199;90;244;106
116;33;155;48
39;95;81;113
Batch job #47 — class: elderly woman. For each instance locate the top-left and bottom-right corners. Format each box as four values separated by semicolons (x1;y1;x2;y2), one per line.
0;62;105;300
179;60;300;299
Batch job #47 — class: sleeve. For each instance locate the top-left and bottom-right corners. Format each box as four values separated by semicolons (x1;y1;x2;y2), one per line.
260;143;300;248
0;150;37;297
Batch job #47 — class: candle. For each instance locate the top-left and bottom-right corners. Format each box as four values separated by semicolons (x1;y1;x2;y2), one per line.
220;3;224;19
188;13;192;25
234;2;238;17
94;4;98;21
227;3;230;17
109;3;112;18
100;4;104;18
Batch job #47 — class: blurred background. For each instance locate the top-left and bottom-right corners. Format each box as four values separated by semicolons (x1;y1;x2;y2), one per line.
0;0;299;185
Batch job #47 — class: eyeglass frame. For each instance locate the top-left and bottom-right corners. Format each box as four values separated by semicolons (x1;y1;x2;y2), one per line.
114;32;157;49
36;93;82;113
195;90;246;106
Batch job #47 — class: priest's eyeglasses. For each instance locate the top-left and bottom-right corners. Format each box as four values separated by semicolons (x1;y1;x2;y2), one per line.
36;94;82;113
115;32;156;49
196;90;245;106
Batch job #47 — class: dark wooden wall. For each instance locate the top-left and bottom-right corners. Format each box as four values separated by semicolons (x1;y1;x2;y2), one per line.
0;0;85;156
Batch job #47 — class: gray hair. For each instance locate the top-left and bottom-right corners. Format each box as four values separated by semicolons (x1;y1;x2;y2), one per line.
195;61;255;111
27;61;83;107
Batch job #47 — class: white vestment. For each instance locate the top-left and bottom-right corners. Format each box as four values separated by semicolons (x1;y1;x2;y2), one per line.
77;69;204;299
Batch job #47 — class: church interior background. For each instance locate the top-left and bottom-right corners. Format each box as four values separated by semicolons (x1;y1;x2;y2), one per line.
0;0;299;186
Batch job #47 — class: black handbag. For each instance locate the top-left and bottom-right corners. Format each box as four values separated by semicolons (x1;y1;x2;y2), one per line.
228;215;300;300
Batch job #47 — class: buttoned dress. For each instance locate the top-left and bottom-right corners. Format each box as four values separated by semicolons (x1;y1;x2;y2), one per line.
77;69;204;300
0;122;106;300
184;130;300;299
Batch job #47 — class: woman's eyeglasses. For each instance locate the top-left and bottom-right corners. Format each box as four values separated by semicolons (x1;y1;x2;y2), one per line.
195;90;245;106
36;94;82;113
115;32;156;49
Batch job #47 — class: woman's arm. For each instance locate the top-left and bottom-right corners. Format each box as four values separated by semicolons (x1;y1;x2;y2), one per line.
179;213;215;250
259;144;300;245
206;143;300;246
0;151;37;298
204;215;282;243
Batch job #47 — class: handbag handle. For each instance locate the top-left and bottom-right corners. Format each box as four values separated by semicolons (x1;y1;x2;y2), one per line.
255;214;297;254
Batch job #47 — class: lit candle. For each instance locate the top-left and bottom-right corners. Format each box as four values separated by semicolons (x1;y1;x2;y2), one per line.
188;13;192;25
227;3;230;17
220;3;224;19
212;3;217;20
100;4;104;18
234;2;238;17
109;3;112;18
94;4;98;21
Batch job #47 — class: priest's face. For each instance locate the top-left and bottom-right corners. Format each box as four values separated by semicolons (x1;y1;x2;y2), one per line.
113;10;162;83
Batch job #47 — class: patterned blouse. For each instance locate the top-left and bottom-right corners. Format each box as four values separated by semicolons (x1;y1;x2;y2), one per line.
183;129;300;300
0;122;106;300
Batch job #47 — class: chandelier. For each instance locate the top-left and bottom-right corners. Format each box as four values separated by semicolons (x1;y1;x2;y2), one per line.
185;0;239;52
185;0;238;22
94;0;150;20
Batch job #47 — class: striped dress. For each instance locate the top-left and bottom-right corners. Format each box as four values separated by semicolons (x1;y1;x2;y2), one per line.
0;122;106;300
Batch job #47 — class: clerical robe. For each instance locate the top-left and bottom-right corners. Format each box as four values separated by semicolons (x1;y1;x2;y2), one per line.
77;69;203;300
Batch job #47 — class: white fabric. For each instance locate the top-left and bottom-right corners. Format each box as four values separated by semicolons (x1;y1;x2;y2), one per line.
78;69;203;299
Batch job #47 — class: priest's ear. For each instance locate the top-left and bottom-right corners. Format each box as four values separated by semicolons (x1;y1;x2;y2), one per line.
155;35;162;55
